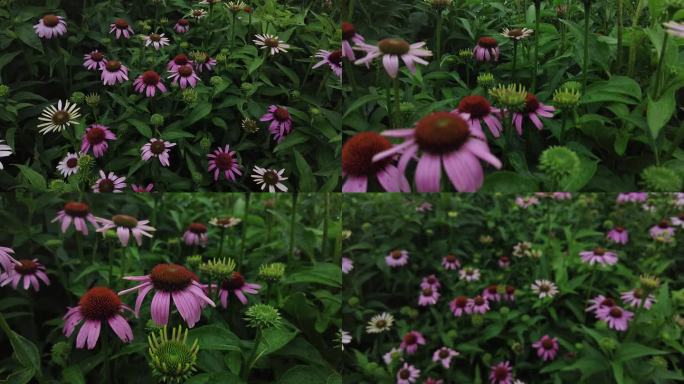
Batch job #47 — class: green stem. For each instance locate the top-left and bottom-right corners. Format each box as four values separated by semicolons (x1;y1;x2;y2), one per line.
393;77;401;128
385;79;392;125
288;193;297;262
102;331;111;384
321;193;330;260
512;39;518;83
218;227;226;260
435;12;443;64
230;13;237;49
347;0;355;21
243;328;262;381
344;59;358;95
653;32;669;100
76;232;84;261
616;0;623;73
107;240;114;286
627;0;645;76
582;1;591;92
532;0;541;92
239;193;250;270
560;109;567;142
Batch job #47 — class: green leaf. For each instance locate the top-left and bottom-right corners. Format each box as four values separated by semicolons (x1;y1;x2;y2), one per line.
615;342;669;363
62;366;86;384
15;24;43;53
0;313;41;373
293;149;314;191
647;93;675;139
13;164;47;191
254;327;297;360
480;171;539;193
188;325;241;352
284;263;341;288
128;119;153;138
183;102;212;126
4;368;36;384
343;93;382;118
277;365;331;383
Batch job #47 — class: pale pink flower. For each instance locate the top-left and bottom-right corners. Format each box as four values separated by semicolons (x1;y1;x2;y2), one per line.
354;38;432;79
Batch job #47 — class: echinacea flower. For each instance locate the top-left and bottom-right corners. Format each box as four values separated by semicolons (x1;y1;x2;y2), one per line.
131;183;154;192
101;60;129;85
499;255;511;268
449;295;470;317
0;140;13;170
63;287;134;349
341;22;364;60
0;246;19;273
579;247;618;266
621;288;655;310
0;259;50;291
188;9;208;20
168;65;200;89
96;215;156;247
418;287;440;306
489;361;513;384
664;21;684;38
133;71;167;97
420;275;441;291
503;285;516;301
34;14;67;39
141;138;176;167
397;363;421;384
342;257;353;274
218;272;261;308
338;329;351;350
586;295;616;317
671;212;684;228
616;192;648;204
455;95;503;138
182;223;208;247
174;18;191;33
385;249;409;267
512;93;555;135
119;264;215;327
260;105;293;142
467;295;490;314
441;254;461;270
251;166;288;192
208;217;241;228
52;201;101;235
81;124;116;158
354;38;432;79
366;312;394;334
597;305;633;331
167;54;193;72
432;347;459;368
532;335;559;361
110;18;134;39
253;34;291;55
482;285;501;302
425;378;444;384
38;100;81;134
607;227;629;244
83;50;106;71
57;152;79;177
650;220;675;242
473;37;500;62
372;112;502;192
341;132;410;192
313;49;342;78
144;33;170;50
531;279;559;299
501;27;534;41
207;144;242;182
92;170;127;193
384;347;403;365
459;267;480;282
192;52;217;73
400;331;425;354
515;196;539;208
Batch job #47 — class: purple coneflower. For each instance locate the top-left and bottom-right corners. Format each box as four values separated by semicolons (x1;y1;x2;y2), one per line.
532;335;559;361
482;285;501;302
144;33;170;50
586;295;616;317
101;60;129;86
141;138;175;167
342;132;409;192
489;361;513;384
621;288;655;310
0;246;19;273
182;223;208;247
193;54;217;73
616;192;648;204
512;93;555;134
251;166;288;192
0;259;50;291
57;152;79;177
253;34;290;55
167;54;193;72
607;226;628;244
650;220;675;242
96;215;156;247
664;21;684;38
498;255;511;268
467;295;490;314
531;279;558;299
385;249;408;267
418;287;440;306
341;22;364;60
63;287;133;350
168;65;200;89
110;18;134;39
174;18;190;33
473;37;499;62
207;144;242;182
313;49;342;78
342;257;353;274
455;95;502;138
83;50;106;71
420;275;441;291
503;285;516;301
81;124;116;158
133;71;167;97
399;330;425;354
449;296;470;317
92;170;126;193
52;201;100;235
459;267;480;282
372;112;502;192
354;38;432;79
217;272;261;308
34;14;67;39
579;247;618;266
442;254;461;270
597;305;633;331
0;140;11;170
432;347;459;368
671;212;684;228
397;362;421;384
131;183;154;192
260;105;293;142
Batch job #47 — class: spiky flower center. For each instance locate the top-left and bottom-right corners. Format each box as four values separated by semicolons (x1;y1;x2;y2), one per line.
193;10;204;17
98;179;114;193
478;37;498;48
422;287;433;296
64;202;90;217
178;18;189;26
174;54;189;65
79;287;121;320
114;18;129;29
439;349;450;359
487;285;498;294
15;259;38;274
150;140;166;155
390;250;402;260
458;95;492;118
414;112;470;154
52;111;70;125
427;276;437;284
150;264;194;292
274;107;290;121
142;71;161;85
215;153;234;170
222;271;246;290
601;298;615;307
446;255;457;263
494;366;508;380
399;369;410;379
615;226;625;232
523;93;540;113
188;223;207;234
66;157;78;168
91;52;105;62
87;126;106;145
378;38;410;55
593;247;606;256
506;286;515;295
178;65;193;77
403;333;417;345
105;60;121;72
609;307;623;318
539;283;550;292
541;338;554;349
454;296;468;307
112;214;138;228
341;22;356;40
149;33;162;42
43;15;60;27
341;132;392;176
473;295;485;305
508;29;524;38
633;288;644;299
154;340;196;374
500;256;510;263
262;170;279;185
264;37;280;48
329;50;342;66
658;220;670;229
375;319;387;328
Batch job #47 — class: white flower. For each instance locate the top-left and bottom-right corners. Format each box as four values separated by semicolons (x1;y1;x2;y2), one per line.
366;312;395;334
458;267;480;282
501;27;534;40
38;100;81;134
56;152;79;177
531;279;559;299
251;166;288;192
337;329;351;350
253;34;291;55
144;33;170;50
0;140;12;170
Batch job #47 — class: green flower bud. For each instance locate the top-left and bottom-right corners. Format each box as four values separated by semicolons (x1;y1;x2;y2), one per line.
70;91;85;104
191;171;203;184
595;320;608;330
458;49;473;59
215;53;227;63
85;93;100;108
190;51;207;63
499;306;510;315
241;117;259;133
76;155;95;182
361;222;371;232
477;72;496;89
481;352;492;366
148;326;199;384
51;341;71;367
563;81;582;92
640;274;661;291
425;229;434;236
521;314;531;323
186;254;202;269
290;90;301;98
447;211;458;218
347;296;359;306
641;166;683;192
539;146;580;182
650;356;668;369
309;107;321;116
245;304;282;329
160;17;169;25
49;179;67;192
471;314;484;327
446;329;458;340
574;342;584;350
511;341;523;355
0;84;9;97
199;136;212;151
210;76;223;86
150;113;164;127
489;83;527;110
99;37;111;45
599;337;617;351
44;239;63;250
553;86;581;109
199;258;236;281
258;262;286;282
241;82;254;91
181;89;198;105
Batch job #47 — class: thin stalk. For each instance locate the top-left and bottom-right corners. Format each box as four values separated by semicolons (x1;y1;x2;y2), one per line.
230;13;237;49
218;227;226;260
435;11;443;64
102;331;111;384
532;0;541;92
288;193;298;262
107;240;114;286
321;193;330;259
627;0;645;76
344;59;358;95
653;32;669;99
582;1;591;92
512;39;518;83
76;232;84;262
385;79;392;125
348;0;355;21
393;77;401;128
616;0;623;73
238;193;250;269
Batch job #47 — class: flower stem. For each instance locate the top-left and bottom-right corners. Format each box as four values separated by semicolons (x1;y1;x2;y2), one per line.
582;0;591;92
344;59;358;96
512;39;518;83
393;77;401;128
560;109;567;142
218;227;226;260
653;32;669;100
321;193;330;260
288;193;297;262
239;193;250;270
435;11;443;64
627;0;645;77
532;0;541;92
230;13;237;50
616;0;623;73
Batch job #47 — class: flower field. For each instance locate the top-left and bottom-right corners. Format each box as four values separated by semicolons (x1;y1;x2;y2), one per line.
0;192;342;383
342;193;684;383
0;0;340;192
341;0;684;192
